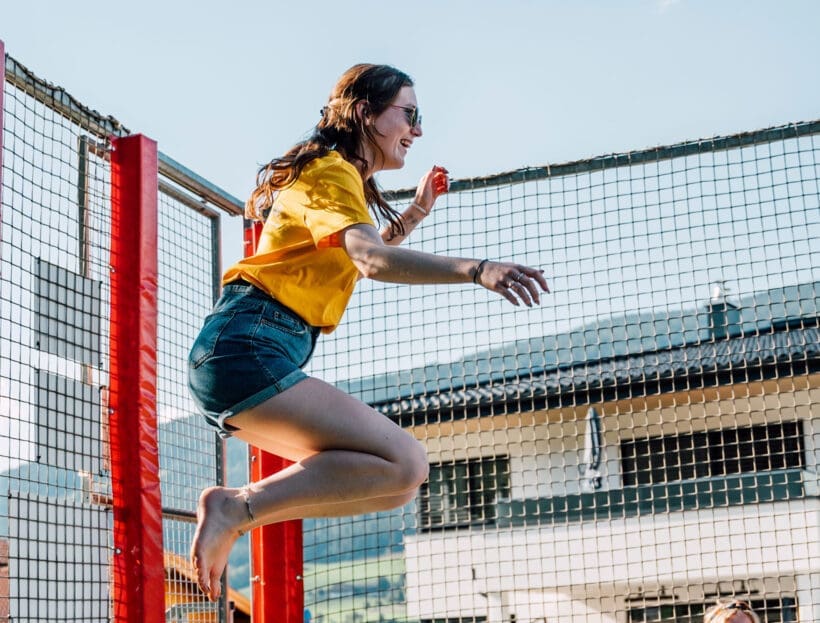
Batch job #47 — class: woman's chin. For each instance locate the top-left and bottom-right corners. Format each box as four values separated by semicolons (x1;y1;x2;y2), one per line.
385;155;406;171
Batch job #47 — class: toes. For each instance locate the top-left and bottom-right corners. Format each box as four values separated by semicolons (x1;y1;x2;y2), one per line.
192;556;210;596
191;545;212;596
209;570;222;601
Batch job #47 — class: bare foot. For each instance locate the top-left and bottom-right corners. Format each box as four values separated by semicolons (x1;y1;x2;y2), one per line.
190;486;251;601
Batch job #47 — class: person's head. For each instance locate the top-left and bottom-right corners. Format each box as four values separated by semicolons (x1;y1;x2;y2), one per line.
703;600;761;623
319;63;422;176
247;63;420;233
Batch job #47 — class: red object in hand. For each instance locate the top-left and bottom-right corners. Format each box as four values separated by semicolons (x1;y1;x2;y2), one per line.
432;165;450;198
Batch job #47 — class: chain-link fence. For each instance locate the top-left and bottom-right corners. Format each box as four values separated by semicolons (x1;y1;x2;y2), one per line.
1;50;242;622
3;42;819;623
303;122;820;623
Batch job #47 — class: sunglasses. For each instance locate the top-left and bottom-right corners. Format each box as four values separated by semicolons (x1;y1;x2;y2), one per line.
725;601;752;612
390;105;422;128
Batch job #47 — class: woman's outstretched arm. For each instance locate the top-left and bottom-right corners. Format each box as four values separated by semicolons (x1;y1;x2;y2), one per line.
342;223;549;307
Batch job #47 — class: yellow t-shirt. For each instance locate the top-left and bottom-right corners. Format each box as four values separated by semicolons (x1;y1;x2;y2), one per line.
223;151;374;333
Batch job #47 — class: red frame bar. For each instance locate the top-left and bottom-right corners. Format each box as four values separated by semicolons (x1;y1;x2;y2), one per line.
109;134;164;623
244;219;305;623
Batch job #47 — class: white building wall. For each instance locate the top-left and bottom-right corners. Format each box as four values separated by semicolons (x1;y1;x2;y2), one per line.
411;385;820;621
405;499;820;622
796;572;820;623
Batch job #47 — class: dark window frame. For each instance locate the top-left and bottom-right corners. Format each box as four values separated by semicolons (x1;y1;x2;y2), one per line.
628;596;797;622
621;421;804;487
418;456;510;531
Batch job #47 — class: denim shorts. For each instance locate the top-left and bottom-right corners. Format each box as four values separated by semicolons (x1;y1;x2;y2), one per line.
187;280;320;437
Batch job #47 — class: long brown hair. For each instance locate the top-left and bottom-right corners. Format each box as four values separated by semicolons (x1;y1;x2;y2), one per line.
246;64;412;236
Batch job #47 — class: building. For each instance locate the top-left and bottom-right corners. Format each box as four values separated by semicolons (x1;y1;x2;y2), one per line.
355;282;819;623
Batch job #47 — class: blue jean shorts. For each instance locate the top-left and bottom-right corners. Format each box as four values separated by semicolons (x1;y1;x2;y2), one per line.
187;280;320;437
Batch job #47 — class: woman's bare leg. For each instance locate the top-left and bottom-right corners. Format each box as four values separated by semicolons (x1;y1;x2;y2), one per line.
190;377;429;601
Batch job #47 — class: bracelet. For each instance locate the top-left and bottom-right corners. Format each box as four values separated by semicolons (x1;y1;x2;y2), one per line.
410;202;429;216
472;259;489;284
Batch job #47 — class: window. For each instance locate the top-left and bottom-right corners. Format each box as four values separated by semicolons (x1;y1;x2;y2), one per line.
421;618;487;623
628;596;796;622
621;422;804;486
628;602;705;623
418;456;510;530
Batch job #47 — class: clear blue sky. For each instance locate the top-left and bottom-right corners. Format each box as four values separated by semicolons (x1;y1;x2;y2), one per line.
3;0;819;259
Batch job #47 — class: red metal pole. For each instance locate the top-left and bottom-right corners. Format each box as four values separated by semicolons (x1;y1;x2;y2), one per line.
244;218;305;623
109;134;164;623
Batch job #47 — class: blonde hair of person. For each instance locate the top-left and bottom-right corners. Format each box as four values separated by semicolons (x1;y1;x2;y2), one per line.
703;599;762;623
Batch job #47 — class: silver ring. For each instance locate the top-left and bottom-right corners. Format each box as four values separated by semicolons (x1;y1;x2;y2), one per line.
515;272;525;281
505;281;512;288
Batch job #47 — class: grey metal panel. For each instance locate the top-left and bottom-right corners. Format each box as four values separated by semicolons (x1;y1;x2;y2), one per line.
34;371;101;473
8;496;110;622
34;258;101;366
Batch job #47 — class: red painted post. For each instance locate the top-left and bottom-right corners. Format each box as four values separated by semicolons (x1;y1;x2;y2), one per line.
109;134;164;623
244;218;305;623
250;449;305;622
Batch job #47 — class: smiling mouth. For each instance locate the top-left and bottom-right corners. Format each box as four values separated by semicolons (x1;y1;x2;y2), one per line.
400;139;412;149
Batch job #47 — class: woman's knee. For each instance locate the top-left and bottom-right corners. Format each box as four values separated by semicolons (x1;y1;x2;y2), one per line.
393;438;429;492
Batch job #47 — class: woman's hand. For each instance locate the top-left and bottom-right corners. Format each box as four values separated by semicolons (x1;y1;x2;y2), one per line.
473;260;550;307
383;165;449;246
411;165;449;216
